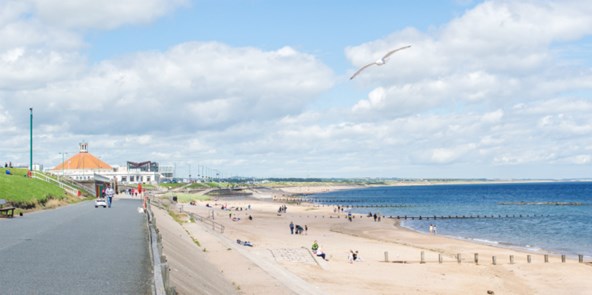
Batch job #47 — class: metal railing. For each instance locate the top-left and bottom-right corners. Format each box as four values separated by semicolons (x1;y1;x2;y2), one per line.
32;171;79;196
145;199;175;294
152;196;225;233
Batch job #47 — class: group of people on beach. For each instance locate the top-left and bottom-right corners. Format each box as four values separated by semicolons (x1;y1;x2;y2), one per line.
289;221;307;235
429;224;438;235
368;212;382;222
348;250;360;263
278;205;288;213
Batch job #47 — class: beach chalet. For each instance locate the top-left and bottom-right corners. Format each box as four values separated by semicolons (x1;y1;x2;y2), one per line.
49;142;160;187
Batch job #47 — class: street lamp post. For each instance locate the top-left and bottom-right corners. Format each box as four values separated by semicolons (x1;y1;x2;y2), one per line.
59;152;68;179
29;108;33;171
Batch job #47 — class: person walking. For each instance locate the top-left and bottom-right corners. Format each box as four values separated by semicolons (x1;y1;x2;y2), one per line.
105;184;115;208
289;221;295;234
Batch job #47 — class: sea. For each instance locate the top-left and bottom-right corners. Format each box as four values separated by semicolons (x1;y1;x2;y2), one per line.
308;181;592;258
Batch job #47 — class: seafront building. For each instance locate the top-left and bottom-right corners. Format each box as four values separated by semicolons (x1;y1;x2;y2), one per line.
49;142;161;185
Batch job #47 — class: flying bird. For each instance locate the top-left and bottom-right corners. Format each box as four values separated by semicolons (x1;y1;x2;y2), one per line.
349;45;411;80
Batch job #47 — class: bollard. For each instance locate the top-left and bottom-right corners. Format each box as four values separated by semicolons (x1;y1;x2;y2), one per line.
421;251;425;264
492;256;497;265
510;255;514;264
438;254;443;264
527;255;531;263
384;251;389;262
474;253;479;265
561;255;566;263
457;253;461;264
579;254;584;263
544;254;549;263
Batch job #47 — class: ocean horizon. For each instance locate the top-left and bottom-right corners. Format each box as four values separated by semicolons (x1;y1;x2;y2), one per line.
309;181;592;258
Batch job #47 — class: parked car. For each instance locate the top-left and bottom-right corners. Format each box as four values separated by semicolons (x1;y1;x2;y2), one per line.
95;198;107;208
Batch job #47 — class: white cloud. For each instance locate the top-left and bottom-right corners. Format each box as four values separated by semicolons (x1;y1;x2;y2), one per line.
10;42;334;135
27;0;189;29
1;0;592;179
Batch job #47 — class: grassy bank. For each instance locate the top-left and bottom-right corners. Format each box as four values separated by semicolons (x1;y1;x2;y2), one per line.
0;168;69;209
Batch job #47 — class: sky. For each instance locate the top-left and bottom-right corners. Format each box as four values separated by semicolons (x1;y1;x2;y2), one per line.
1;0;592;179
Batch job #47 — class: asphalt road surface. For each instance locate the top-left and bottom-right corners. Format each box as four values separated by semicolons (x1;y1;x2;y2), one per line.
0;198;152;294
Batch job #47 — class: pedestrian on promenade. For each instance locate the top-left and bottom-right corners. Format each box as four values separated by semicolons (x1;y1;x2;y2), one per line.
289;221;295;234
106;184;115;208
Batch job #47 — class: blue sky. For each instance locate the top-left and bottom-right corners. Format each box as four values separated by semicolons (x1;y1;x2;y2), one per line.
1;0;592;179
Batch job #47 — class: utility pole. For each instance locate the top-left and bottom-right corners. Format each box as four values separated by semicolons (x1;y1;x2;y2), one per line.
59;152;68;178
29;108;33;171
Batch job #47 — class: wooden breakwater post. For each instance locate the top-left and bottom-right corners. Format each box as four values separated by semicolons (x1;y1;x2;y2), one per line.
457;253;461;264
420;251;425;264
527;255;532;263
492;256;497;265
474;253;479;265
561;255;566;263
438;254;443;264
510;255;514;264
544;254;549;263
384;251;389;262
579;254;584;263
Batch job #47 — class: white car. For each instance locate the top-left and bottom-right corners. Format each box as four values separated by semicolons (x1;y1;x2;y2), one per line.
95;198;107;208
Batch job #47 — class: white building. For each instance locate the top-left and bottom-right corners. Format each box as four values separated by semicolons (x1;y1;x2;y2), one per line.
50;142;159;184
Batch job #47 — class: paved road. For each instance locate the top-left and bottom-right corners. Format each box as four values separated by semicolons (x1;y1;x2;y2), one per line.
0;198;152;294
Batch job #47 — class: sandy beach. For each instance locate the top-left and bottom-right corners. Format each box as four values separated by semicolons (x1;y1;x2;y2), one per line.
152;186;592;295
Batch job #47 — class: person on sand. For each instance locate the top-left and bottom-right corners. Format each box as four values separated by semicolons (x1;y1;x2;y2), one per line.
289;221;295;234
348;250;354;263
311;240;319;253
304;225;308;235
433;224;437;235
429;224;433;234
316;247;328;261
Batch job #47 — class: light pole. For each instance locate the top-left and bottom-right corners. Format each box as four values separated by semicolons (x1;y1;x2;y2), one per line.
29;108;33;171
59;152;68;178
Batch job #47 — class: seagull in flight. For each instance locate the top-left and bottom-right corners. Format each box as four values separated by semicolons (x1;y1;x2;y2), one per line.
349;45;411;80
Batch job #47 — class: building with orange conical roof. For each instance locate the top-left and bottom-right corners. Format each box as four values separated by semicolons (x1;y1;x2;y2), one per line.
50;142;160;185
51;142;114;181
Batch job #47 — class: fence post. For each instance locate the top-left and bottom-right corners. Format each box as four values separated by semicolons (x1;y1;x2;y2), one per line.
457;253;461;264
527;255;531;263
510;255;514;264
420;251;425;264
492;256;497;265
474;253;479;265
544;254;549;263
561;255;566;263
579;254;583;263
438;254;443;264
384;251;389;262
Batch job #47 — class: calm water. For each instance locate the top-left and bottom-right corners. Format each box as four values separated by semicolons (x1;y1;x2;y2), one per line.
309;182;592;257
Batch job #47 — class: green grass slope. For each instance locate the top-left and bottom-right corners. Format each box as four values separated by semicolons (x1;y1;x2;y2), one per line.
0;168;66;208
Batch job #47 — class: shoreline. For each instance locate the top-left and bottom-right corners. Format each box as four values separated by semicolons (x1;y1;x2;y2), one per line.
155;185;592;294
277;183;591;259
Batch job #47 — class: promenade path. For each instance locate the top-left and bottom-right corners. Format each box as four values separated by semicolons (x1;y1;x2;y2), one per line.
0;198;152;294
